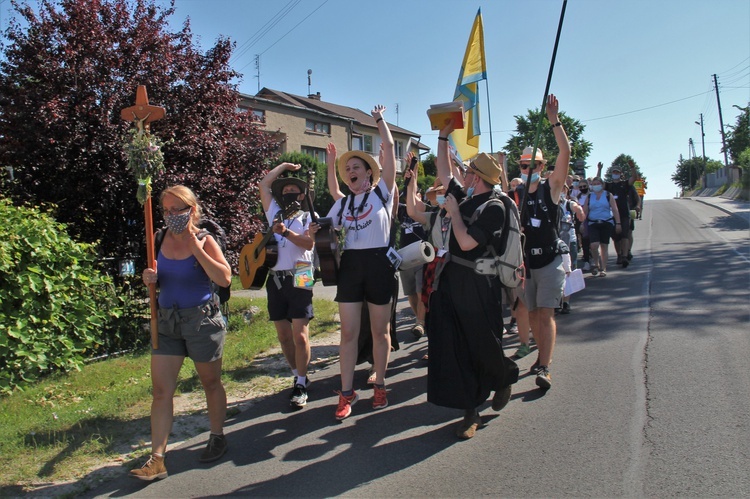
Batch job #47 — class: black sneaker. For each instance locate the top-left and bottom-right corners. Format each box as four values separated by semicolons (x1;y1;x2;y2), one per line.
290;384;308;408
491;385;512;411
535;366;552;390
530;358;540;374
627;252;633;261
561;302;571;314
290;375;311;398
199;433;228;463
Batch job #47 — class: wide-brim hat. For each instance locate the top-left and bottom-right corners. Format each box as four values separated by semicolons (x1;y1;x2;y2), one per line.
611;166;622;173
519;146;545;163
337;150;381;187
467;152;502;186
271;176;311;211
425;182;445;205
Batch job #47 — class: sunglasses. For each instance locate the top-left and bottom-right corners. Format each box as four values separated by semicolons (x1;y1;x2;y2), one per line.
519;162;542;171
162;206;190;216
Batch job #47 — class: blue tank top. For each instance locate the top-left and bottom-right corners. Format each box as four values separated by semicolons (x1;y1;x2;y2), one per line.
157;253;212;308
587;191;613;222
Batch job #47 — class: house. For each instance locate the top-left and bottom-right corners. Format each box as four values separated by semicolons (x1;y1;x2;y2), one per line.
238;88;429;172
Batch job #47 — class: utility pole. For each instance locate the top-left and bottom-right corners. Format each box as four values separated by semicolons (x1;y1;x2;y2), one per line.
254;55;261;92
395;103;399;126
712;74;729;168
695;113;706;161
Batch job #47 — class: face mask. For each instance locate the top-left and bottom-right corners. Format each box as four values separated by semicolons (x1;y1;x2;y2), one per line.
579;187;589;193
572;181;580;187
591;184;603;193
165;211;191;234
521;172;540;183
611;173;621;180
436;195;446;205
281;192;301;207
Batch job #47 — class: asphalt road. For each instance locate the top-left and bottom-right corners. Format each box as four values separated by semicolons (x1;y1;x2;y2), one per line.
85;197;750;498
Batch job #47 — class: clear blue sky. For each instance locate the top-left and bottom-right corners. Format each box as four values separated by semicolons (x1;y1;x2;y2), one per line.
2;0;749;200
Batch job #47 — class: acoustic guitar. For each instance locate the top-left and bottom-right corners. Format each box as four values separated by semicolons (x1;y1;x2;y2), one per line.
239;213;281;290
304;170;340;286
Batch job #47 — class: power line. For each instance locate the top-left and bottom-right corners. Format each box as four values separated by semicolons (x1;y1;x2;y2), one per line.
582;90;713;122
230;0;301;65
258;0;329;57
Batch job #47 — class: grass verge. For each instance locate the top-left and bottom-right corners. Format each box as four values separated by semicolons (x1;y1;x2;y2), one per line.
0;293;339;491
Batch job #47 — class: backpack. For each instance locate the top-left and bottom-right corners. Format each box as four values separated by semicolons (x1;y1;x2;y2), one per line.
468;192;525;288
154;218;231;305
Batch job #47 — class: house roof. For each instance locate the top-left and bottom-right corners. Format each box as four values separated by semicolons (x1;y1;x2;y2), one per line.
251;88;423;140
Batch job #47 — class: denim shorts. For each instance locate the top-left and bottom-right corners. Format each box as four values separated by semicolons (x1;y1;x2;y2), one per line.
154;299;226;363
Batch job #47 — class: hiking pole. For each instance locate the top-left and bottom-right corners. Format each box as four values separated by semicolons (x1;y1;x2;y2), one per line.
518;0;568;226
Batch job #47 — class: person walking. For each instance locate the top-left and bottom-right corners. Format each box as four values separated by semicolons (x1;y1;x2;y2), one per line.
583;177;621;277
320;105;398;420
513;94;571;391
258;162;317;409
131;185;232;481
426;119;519;439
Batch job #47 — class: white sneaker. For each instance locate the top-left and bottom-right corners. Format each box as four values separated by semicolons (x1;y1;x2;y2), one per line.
582;262;591;271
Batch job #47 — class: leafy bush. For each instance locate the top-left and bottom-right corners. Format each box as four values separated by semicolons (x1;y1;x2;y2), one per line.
0;199;124;394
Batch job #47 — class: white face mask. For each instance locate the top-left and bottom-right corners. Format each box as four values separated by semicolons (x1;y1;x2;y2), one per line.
612;173;621;180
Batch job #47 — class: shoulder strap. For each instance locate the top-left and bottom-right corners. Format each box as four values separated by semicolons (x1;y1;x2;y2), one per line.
154;228;166;256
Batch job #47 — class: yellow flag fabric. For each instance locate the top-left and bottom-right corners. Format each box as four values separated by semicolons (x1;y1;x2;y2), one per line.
450;9;486;163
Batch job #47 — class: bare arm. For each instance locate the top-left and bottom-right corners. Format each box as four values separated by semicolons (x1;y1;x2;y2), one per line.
436;119;457;190
546;94;570;203
326;142;344;201
627;159;637;185
189;232;232;287
260;162;301;213
404;166;428;225
372;105;396;193
443;192;479;251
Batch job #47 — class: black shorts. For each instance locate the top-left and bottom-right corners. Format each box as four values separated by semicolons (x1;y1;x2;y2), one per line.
335;248;397;305
267;274;314;321
612;218;632;242
588;221;613;244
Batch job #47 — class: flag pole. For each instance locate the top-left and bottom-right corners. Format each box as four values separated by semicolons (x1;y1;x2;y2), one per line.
485;79;494;155
519;0;568;226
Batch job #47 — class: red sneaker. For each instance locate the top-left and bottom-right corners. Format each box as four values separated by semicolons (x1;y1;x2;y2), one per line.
335;390;358;420
372;385;388;410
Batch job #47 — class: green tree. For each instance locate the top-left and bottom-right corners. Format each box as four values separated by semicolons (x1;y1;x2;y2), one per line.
0;0;279;270
602;154;645;183
724;104;749;164
503;107;592;180
671;156;722;190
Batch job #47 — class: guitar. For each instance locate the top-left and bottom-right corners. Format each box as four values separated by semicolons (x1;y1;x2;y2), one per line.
305;169;340;286
239;213;282;290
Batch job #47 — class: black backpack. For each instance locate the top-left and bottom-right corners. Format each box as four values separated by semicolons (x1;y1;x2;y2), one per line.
154;218;231;305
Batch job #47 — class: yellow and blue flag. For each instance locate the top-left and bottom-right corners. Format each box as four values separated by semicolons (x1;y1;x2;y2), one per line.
450;8;487;164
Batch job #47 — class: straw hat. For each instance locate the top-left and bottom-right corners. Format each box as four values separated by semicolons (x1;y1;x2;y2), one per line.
337;150;380;186
519;146;546;163
466;152;502;186
425;178;445;205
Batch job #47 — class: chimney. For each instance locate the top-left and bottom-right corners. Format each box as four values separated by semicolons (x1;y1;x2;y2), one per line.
308;92;321;100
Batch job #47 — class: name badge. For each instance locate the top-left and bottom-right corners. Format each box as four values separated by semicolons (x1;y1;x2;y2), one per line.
437;248;448;257
531;217;542;228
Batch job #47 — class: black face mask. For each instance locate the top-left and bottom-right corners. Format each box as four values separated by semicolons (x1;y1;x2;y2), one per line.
281;192;302;217
579;187;589;193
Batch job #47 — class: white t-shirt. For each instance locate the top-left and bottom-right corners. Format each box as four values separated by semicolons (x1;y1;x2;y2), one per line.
265;199;313;271
326;178;394;250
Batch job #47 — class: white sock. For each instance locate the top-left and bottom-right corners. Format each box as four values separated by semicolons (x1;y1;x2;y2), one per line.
292;369;299;378
297;375;307;386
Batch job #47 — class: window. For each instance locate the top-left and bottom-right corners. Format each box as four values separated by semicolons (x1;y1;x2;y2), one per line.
302;146;326;163
250;109;265;122
352;136;363;151
394;140;404;159
305;119;330;135
363;135;373;153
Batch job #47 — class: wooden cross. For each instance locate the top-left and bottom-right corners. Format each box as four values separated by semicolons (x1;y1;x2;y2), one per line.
121;85;165;132
122;85;166;349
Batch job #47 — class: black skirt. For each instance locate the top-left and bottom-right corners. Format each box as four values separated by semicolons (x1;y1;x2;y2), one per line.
427;262;519;410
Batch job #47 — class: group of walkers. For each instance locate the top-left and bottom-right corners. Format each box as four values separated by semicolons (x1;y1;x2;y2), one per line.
130;96;641;481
